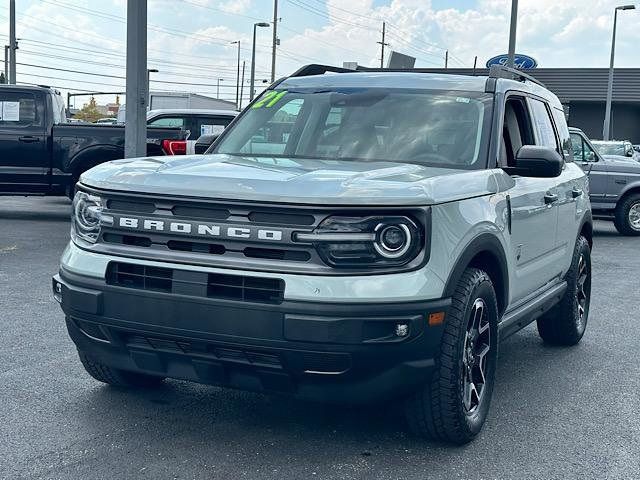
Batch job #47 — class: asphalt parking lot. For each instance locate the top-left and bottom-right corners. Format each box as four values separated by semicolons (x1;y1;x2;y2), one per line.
1;196;639;480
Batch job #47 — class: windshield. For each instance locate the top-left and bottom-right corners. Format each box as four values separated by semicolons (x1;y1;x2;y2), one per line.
593;142;626;156
214;88;492;169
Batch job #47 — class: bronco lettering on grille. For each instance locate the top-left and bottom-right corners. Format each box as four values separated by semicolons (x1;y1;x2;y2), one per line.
117;216;283;242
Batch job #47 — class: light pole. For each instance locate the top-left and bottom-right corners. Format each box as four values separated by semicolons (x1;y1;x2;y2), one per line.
147;68;158;110
216;78;224;98
507;0;518;68
603;4;636;141
250;22;270;102
231;40;241;108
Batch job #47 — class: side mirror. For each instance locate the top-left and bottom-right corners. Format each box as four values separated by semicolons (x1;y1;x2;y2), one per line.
195;133;220;154
514;145;563;177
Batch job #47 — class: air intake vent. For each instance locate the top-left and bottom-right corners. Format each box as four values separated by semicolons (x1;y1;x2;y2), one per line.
106;262;284;304
106;263;173;293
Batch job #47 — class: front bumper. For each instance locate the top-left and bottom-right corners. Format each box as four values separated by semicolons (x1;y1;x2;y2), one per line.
53;268;450;404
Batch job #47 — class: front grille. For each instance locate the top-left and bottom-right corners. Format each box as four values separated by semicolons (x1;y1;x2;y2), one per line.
87;189;429;275
106;262;285;304
96;194;327;273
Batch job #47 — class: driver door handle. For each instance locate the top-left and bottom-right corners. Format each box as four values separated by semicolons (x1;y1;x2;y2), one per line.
544;193;558;204
571;188;583;198
18;136;41;143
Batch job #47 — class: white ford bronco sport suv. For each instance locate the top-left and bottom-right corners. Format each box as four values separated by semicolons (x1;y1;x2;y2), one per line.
53;65;593;444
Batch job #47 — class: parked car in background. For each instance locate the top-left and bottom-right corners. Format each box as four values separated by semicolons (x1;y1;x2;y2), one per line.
117;93;237;123
95;117;118;125
0;85;186;198
147;109;238;154
570;128;640;235
591;139;639;161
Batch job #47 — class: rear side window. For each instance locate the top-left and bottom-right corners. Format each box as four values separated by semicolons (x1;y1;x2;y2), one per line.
0;91;44;128
148;116;185;127
528;98;558;150
197;116;233;137
551;107;573;162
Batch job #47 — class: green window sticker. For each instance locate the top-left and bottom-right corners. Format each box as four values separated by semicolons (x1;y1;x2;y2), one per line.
252;90;288;109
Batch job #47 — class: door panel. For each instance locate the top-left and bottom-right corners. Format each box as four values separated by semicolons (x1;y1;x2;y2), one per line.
0;90;48;192
503;96;563;303
508;177;561;302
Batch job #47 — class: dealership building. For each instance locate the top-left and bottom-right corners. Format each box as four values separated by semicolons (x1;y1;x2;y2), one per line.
423;68;640;143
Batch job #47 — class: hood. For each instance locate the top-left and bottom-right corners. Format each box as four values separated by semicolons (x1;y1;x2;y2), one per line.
603;155;640;171
80;154;500;206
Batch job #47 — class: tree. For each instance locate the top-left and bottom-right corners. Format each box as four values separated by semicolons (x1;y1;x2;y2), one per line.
0;72;5;84
74;96;102;123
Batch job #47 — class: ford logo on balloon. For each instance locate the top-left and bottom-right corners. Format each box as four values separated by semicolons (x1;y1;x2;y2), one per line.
486;54;538;69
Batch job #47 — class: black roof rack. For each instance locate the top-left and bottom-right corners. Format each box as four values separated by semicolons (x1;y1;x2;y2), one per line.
289;64;355;78
488;65;545;88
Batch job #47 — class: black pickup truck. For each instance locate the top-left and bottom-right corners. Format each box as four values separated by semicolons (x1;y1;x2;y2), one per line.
0;85;185;197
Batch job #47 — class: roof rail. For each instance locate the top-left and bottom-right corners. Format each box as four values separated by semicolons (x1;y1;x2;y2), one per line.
289;64;356;78
488;65;545;88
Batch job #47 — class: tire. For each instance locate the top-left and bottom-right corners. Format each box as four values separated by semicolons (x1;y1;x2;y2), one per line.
78;352;165;388
404;268;499;444
536;235;591;346
613;193;640;236
67;175;79;201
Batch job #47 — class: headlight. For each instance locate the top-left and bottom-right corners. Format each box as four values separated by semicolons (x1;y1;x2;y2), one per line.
71;191;112;243
295;215;423;268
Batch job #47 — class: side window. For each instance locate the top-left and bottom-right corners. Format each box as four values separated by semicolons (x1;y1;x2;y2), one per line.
529;98;558;150
197;116;233;137
0;92;44;128
551;107;573;162
148;116;185;128
570;133;596;162
239;98;304;155
502;96;535;167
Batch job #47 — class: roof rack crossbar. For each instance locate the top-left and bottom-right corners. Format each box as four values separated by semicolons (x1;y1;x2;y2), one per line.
488;65;545;88
289;64;356;78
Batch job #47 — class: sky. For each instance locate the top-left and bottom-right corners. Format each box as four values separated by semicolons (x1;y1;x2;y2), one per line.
0;0;638;108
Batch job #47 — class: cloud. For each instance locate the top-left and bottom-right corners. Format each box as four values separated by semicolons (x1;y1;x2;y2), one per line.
275;0;639;70
219;0;251;15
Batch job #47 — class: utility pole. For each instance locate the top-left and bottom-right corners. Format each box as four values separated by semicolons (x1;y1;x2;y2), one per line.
271;0;278;83
507;0;518;68
231;40;240;109
125;0;148;158
239;61;246;110
445;50;448;69
147;68;158;110
4;46;8;84
9;0;16;84
216;78;224;98
376;22;389;68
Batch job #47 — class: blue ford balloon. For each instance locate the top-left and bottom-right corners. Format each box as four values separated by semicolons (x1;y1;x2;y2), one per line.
486;54;538;69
